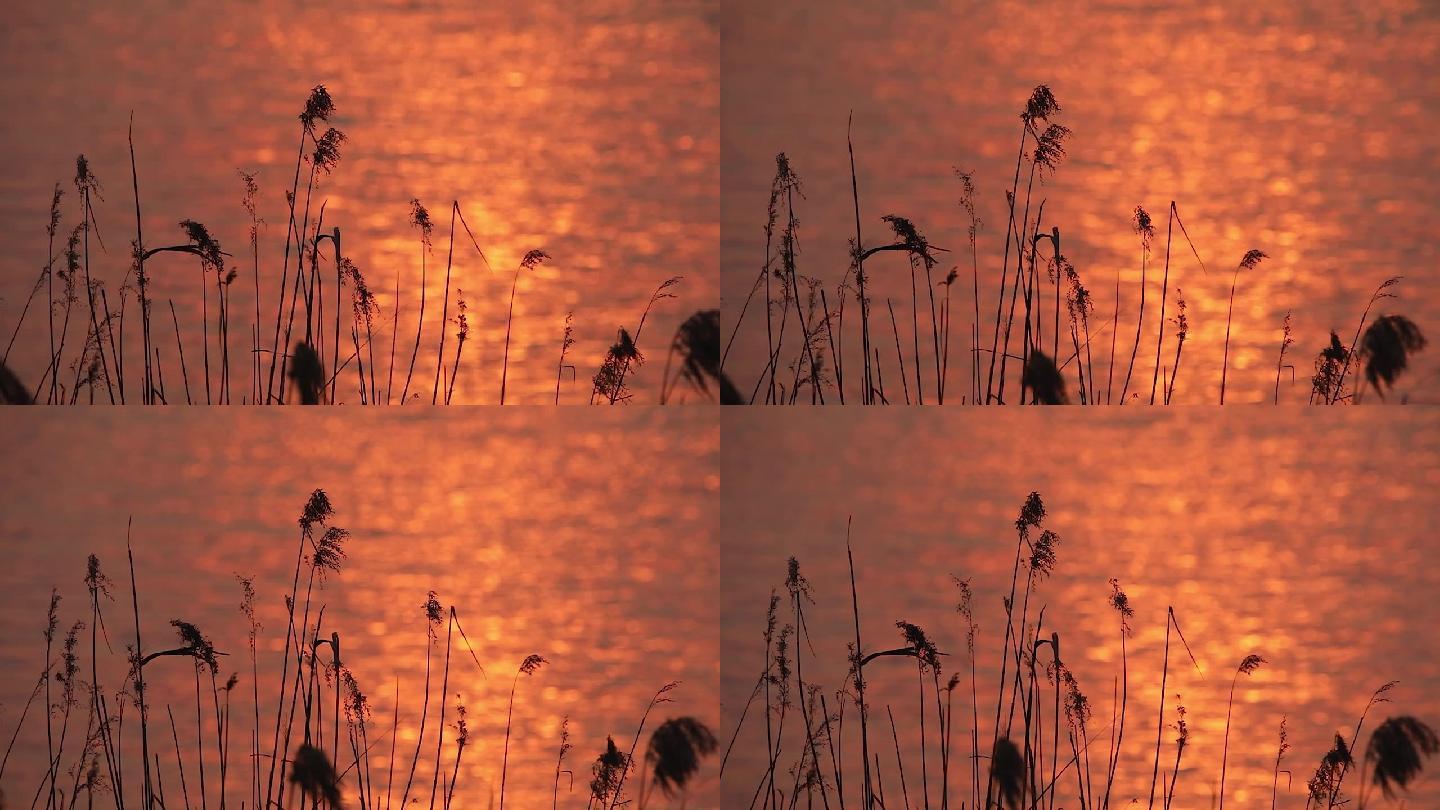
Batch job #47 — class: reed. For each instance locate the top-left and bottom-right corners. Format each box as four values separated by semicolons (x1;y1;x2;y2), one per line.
0;492;714;809
730;86;1430;406
1219;250;1268;404
590;277;682;404
499;655;547;809
1275;312;1295;404
499;250;551;404
4;86;709;406
725;494;1438;809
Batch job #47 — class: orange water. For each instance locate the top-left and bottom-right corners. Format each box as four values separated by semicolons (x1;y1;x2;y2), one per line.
0;0;718;404
722;409;1440;806
0;409;719;806
721;1;1440;404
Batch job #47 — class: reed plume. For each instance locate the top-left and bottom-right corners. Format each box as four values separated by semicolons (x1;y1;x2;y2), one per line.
499;654;547;810
1219;250;1267;404
499;250;551;404
1218;653;1266;809
1358;314;1426;399
1363;716;1438;802
397;199;433;404
644;717;717;801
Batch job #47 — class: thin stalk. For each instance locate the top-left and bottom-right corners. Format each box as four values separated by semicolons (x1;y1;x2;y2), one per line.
1149;204;1175;404
433;206;457;404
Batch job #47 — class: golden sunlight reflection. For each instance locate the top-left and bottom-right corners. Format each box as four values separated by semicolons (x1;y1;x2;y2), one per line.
0;1;718;404
722;409;1440;807
722;0;1438;404
0;409;719;806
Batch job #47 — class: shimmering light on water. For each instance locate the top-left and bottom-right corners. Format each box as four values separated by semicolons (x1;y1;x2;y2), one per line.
722;1;1439;404
0;409;719;806
722;409;1440;806
0;0;718;403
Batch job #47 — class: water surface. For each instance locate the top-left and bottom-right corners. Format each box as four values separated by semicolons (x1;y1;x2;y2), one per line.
1;0;719;403
0;409;719;806
722;1;1439;404
722;409;1440;806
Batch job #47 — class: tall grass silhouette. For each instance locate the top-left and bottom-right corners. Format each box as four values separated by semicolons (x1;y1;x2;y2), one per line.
724;86;1429;405
0;86;718;405
724;492;1438;809
0;490;715;808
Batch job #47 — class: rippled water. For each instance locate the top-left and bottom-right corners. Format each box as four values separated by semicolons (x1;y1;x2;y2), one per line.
722;409;1440;806
0;409;719;806
0;0;718;404
721;0;1440;404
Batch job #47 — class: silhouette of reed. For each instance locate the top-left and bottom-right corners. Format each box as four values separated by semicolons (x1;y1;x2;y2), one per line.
726;493;1438;809
727;86;1430;405
0;86;710;405
0;490;715;808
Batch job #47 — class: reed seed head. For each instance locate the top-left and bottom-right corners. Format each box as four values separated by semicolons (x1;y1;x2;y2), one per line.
1239;249;1268;271
1366;716;1439;799
300;85;335;134
951;576;974;622
558;715;573;759
991;737;1026;809
1237;653;1266;675
589;736;629;804
310;526;349;579
1360;314;1426;395
1028;529;1060;580
1022;85;1061;128
1016;492;1046;537
785;557;813;603
288;341;325;404
289;743;343;807
423;590;444;633
47;183;63;239
299;489;334;535
238;170;260;220
895;620;942;673
1108;578;1135;633
170;619;219;673
646;717;718;797
1308;734;1354;803
1132;206;1155;250
74;154;101;198
342;668;370;722
453;698;469;747
409;198;433;248
59;621;84;704
519;654;547;676
454;292;469;342
179;220;225;275
312;128;346;175
85;554;113;599
770;624;793;708
1033;124;1071;175
1311;331;1350;401
45;590;60;642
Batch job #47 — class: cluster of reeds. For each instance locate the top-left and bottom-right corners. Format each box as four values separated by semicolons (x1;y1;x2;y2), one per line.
0;86;723;405
724;493;1438;808
0;489;715;808
722;86;1428;405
